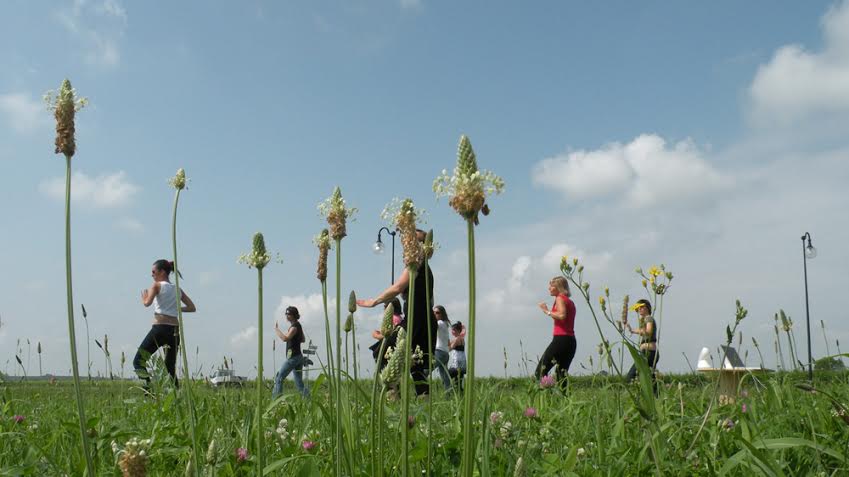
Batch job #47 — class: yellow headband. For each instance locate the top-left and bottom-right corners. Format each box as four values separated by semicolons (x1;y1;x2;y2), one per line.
630;303;647;311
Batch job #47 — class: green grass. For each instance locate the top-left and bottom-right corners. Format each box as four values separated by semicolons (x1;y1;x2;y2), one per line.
2;372;849;475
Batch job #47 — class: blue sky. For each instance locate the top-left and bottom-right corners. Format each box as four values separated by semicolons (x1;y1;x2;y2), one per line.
1;0;848;378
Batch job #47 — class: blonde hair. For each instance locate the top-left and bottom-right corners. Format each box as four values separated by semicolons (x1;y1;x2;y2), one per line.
550;276;570;297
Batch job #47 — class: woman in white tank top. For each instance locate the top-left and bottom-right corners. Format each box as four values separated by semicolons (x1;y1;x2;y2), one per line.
134;259;196;389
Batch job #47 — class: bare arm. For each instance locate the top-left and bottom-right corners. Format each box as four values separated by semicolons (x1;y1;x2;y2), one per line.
180;290;196;313
274;322;298;341
372;329;384;340
141;282;160;307
538;296;567;320
357;268;410;308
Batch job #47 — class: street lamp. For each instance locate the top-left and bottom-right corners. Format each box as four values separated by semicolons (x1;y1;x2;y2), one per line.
801;232;817;381
374;227;397;284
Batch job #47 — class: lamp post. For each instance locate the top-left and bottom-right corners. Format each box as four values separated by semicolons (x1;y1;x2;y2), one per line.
374;226;397;284
801;232;817;381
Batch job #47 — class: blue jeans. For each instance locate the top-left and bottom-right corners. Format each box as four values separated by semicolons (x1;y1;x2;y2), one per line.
272;354;309;398
433;349;452;391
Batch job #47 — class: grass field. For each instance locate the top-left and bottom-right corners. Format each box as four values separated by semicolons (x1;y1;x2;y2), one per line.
2;371;848;476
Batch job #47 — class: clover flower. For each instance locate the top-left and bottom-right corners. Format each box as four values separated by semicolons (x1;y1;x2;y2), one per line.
44;79;88;158
168;168;187;190
433;135;505;224
235;447;249;463
523;407;538;419
13;415;24;424
302;440;316;451
238;233;274;269
490;411;503;425
318;187;357;240
314;229;331;281
539;375;555;389
382;198;425;269
115;438;152;477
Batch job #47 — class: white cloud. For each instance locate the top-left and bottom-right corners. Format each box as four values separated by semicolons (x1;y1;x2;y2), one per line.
231;326;257;346
749;1;849;124
39;170;141;208
0;93;47;133
532;134;727;208
115;217;143;232
56;0;126;68
507;256;531;293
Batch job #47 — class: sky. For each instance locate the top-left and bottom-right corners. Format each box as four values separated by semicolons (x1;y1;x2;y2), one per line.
1;0;848;379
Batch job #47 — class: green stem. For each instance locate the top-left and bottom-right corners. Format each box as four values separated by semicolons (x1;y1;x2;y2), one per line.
461;220;476;477
256;268;265;476
320;280;336;459
424;259;433;477
63;155;95;476
377;386;387;477
171;188;200;477
401;267;417;477
334;239;343;477
370;338;390;476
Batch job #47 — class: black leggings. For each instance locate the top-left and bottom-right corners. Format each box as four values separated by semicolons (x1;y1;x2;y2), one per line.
535;335;577;391
626;349;659;393
133;325;180;386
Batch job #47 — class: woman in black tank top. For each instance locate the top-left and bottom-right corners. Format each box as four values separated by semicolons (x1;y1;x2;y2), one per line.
272;306;309;398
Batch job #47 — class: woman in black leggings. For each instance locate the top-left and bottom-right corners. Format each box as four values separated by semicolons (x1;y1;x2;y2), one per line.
535;276;577;391
133;259;196;389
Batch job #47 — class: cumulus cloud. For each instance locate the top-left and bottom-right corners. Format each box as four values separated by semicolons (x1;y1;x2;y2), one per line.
749;1;849;124
39;170;140;208
231;326;257;346
0;93;46;133
532;134;727;208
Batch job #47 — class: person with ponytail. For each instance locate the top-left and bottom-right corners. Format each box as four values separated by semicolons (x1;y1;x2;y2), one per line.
535;276;577;392
134;259;196;389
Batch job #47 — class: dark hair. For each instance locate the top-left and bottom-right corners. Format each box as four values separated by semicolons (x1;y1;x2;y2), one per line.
636;299;652;315
451;321;463;333
433;305;448;322
153;259;174;275
387;298;403;316
285;306;300;319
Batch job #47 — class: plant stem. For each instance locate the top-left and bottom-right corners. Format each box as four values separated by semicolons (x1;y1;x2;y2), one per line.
171;187;200;477
401;267;417;477
63;155;95;476
370;338;390;476
334;239;343;477
321;280;336;463
424;259;433;477
461;220;477;477
256;268;265;476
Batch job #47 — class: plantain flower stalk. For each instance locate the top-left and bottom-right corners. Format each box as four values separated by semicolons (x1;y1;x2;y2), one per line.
238;232;276;476
169;168;200;477
370;303;396;476
383;197;426;476
313;229;336;397
37;342;42;376
433;135;503;477
45;78;94;476
423;228;435;476
347;290;359;383
319;187;356;477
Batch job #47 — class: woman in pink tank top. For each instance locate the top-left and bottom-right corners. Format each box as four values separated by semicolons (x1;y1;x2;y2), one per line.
535;276;577;392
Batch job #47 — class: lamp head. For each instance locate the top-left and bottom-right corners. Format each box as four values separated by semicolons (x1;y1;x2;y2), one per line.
805;244;817;259
373;240;385;254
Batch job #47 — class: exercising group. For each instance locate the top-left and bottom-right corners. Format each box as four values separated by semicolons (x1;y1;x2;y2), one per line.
135;234;659;396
